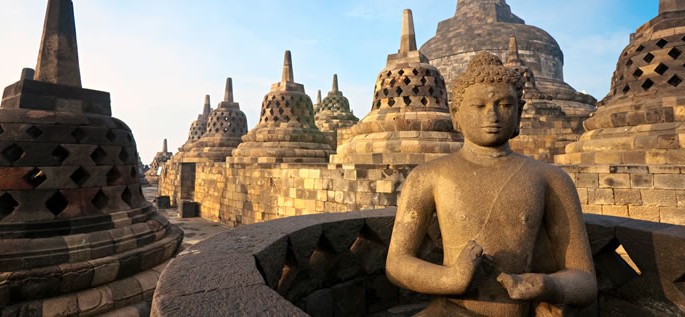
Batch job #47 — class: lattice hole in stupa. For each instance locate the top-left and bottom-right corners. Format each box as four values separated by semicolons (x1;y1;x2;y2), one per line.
52;145;69;163
654;63;669;75
2;143;24;163
46;191;68;216
70;167;91;187
26;126;43;139
91;190;109;210
71;128;86;143
90;147;107;164
24;167;47;188
0;193;18;220
641;79;654;91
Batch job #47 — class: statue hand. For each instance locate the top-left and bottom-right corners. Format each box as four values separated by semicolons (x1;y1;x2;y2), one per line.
446;240;483;291
496;273;548;300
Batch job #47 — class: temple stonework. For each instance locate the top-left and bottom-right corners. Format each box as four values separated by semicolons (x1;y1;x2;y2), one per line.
420;0;596;161
0;1;182;315
314;74;359;148
145;139;173;184
556;1;685;225
231;51;333;163
185;78;248;162
332;9;462;165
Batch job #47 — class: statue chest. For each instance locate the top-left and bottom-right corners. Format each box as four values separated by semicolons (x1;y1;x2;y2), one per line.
434;163;545;267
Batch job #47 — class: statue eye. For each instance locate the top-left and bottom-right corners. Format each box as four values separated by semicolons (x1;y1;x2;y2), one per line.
470;104;485;108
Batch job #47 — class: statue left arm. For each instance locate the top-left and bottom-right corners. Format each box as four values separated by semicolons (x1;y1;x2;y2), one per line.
498;168;597;306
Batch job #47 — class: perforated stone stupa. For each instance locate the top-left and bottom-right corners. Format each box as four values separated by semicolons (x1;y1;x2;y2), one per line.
0;0;182;315
331;9;462;165
556;0;685;224
231;51;333;163
185;78;247;162
420;0;596;161
182;95;212;150
314;74;359;148
145;139;173;183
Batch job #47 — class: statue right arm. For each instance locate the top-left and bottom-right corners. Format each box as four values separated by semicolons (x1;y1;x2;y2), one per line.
386;168;481;295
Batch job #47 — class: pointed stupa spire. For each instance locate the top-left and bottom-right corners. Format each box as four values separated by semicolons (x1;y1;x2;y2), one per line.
332;74;339;92
317;90;322;104
505;36;525;67
224;77;234;103
20;68;35;80
34;0;82;87
659;0;685;14
282;50;294;83
163;139;168;153
399;9;417;53
203;95;211;116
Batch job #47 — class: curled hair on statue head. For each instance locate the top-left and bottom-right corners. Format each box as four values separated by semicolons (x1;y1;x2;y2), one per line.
450;51;526;137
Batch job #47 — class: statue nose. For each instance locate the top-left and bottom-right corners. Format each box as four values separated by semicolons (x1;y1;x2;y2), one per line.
486;106;499;122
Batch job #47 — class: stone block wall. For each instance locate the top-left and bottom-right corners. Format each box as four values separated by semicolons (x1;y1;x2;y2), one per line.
160;160;415;227
510;115;585;162
561;164;685;225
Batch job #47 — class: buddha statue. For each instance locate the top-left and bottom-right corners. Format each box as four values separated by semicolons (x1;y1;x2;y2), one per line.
386;52;597;316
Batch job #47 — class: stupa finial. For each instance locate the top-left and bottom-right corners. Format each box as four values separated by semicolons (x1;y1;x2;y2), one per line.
224;78;234;103
163;139;168;153
505;36;525;66
203;95;211;116
399;9;417;54
332;74;339;92
659;0;685;14
317;90;322;104
282;50;294;83
34;0;82;87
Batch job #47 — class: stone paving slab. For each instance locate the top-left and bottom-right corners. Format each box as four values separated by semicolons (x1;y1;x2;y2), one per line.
142;185;230;247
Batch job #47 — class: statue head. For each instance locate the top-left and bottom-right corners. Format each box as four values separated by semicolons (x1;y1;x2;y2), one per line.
451;52;525;145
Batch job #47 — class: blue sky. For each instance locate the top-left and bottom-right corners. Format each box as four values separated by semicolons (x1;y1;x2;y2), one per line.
0;1;656;163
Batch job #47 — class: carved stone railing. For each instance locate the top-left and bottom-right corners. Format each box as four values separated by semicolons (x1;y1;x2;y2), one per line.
151;209;685;316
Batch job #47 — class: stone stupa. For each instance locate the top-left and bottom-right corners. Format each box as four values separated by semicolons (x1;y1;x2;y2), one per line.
555;0;685;225
331;9;462;165
420;0;596;161
314;74;359;148
145;139;173;183
185;78;248;162
231;51;333;163
0;0;182;315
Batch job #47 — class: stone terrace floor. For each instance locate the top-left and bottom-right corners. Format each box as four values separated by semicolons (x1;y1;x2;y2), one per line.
142;185;231;248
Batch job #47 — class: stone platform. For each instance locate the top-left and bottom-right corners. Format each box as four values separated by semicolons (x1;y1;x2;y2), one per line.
151;209;685;316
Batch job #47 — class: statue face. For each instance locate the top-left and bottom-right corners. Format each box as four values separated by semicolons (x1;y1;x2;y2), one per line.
455;82;520;147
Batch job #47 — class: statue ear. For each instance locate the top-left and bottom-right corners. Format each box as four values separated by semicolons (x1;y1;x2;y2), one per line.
450;107;460;133
510;99;525;139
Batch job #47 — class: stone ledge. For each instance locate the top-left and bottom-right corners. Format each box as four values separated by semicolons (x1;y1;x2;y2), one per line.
152;210;685;316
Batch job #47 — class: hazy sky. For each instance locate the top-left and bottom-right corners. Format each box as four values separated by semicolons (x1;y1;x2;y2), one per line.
0;0;656;163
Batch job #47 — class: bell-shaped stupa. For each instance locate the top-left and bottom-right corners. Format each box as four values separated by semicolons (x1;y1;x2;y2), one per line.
231;51;333;163
314;74;359;148
556;0;685;165
420;0;596;161
331;9;462;164
186;78;248;161
145;139;173;183
0;0;182;314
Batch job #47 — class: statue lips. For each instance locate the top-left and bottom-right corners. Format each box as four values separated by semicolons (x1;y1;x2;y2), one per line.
482;125;502;133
